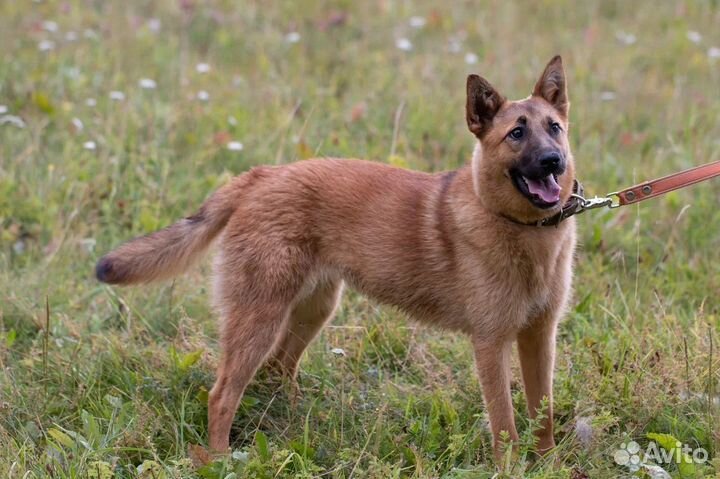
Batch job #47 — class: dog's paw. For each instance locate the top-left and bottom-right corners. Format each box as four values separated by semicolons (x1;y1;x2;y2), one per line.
187;443;215;467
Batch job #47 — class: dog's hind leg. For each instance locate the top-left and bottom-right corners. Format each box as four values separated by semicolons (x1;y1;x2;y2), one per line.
207;242;308;452
208;298;291;452
271;279;344;379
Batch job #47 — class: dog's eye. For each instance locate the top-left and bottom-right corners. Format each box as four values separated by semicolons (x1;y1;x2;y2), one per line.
550;122;562;134
508;127;524;140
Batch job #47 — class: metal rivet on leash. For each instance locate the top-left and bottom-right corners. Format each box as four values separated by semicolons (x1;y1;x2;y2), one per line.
642;185;652;195
625;190;636;201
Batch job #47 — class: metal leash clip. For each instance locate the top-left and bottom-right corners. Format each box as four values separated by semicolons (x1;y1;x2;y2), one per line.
569;194;618;215
536;182;620;226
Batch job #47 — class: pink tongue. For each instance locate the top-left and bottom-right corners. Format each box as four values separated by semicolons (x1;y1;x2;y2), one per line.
525;175;561;203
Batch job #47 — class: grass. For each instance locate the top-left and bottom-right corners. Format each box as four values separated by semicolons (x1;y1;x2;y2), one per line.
1;0;720;477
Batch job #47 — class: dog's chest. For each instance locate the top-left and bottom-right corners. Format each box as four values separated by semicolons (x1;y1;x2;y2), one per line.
471;227;571;318
503;248;553;300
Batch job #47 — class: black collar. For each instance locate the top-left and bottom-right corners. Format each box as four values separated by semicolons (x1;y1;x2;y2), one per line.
502;180;585;227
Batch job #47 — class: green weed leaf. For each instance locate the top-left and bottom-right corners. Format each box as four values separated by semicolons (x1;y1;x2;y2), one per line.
5;329;16;348
255;430;270;461
81;410;102;448
32;91;55;114
47;428;75;449
196;386;209;405
179;349;204;372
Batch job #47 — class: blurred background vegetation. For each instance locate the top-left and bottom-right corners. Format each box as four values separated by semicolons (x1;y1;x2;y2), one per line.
1;1;720;477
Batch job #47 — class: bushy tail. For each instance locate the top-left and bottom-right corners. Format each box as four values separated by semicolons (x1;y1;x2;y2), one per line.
95;176;247;285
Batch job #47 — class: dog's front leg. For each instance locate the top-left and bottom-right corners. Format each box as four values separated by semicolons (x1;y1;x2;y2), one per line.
472;337;518;462
517;316;558;455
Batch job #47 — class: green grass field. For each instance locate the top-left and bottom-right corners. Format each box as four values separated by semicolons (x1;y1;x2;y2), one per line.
2;1;720;477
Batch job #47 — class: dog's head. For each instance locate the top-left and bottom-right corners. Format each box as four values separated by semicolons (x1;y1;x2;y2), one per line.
466;56;575;223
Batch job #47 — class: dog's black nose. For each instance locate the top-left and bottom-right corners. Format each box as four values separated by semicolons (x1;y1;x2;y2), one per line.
538;152;563;173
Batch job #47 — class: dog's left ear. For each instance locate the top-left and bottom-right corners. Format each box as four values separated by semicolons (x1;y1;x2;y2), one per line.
533;55;569;118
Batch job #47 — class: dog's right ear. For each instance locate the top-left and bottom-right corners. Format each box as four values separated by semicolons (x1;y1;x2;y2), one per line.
466;74;505;139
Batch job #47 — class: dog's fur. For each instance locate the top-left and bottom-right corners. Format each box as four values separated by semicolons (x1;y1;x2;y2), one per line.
96;56;576;460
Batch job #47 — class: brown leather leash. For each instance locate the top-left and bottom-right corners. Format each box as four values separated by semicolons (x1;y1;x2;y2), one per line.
535;159;720;227
612;159;720;206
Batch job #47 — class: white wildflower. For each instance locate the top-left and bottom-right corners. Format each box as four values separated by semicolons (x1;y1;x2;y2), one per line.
13;241;25;255
464;52;478;64
599;91;616;101
574;416;593;447
687;31;702;44
109;91;125;101
285;32;301;44
396;37;413;51
0;105;7;114
227;115;237;126
38;40;55;51
79;238;96;252
138;78;157;89
330;347;346;356
615;31;637;45
642;464;671;479
148;18;161;32
196;62;210;73
227;141;243;151
42;20;59;32
448;37;463;53
83;140;97;150
85;98;97;107
231;450;249;462
196;90;209;101
65;31;78;42
71;117;83;131
708;47;720;59
409;16;426;28
83;29;98;39
64;66;80;79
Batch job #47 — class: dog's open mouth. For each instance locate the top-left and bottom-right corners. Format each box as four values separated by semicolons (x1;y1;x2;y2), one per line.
511;171;561;209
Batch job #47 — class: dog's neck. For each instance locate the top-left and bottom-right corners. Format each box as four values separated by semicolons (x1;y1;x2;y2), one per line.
468;141;498;215
470;141;483;198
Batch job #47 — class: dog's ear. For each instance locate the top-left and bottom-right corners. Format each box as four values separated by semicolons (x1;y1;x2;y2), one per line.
533;55;569;118
466;74;505;138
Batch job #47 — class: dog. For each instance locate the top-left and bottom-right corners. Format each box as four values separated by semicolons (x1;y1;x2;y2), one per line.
95;55;576;461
